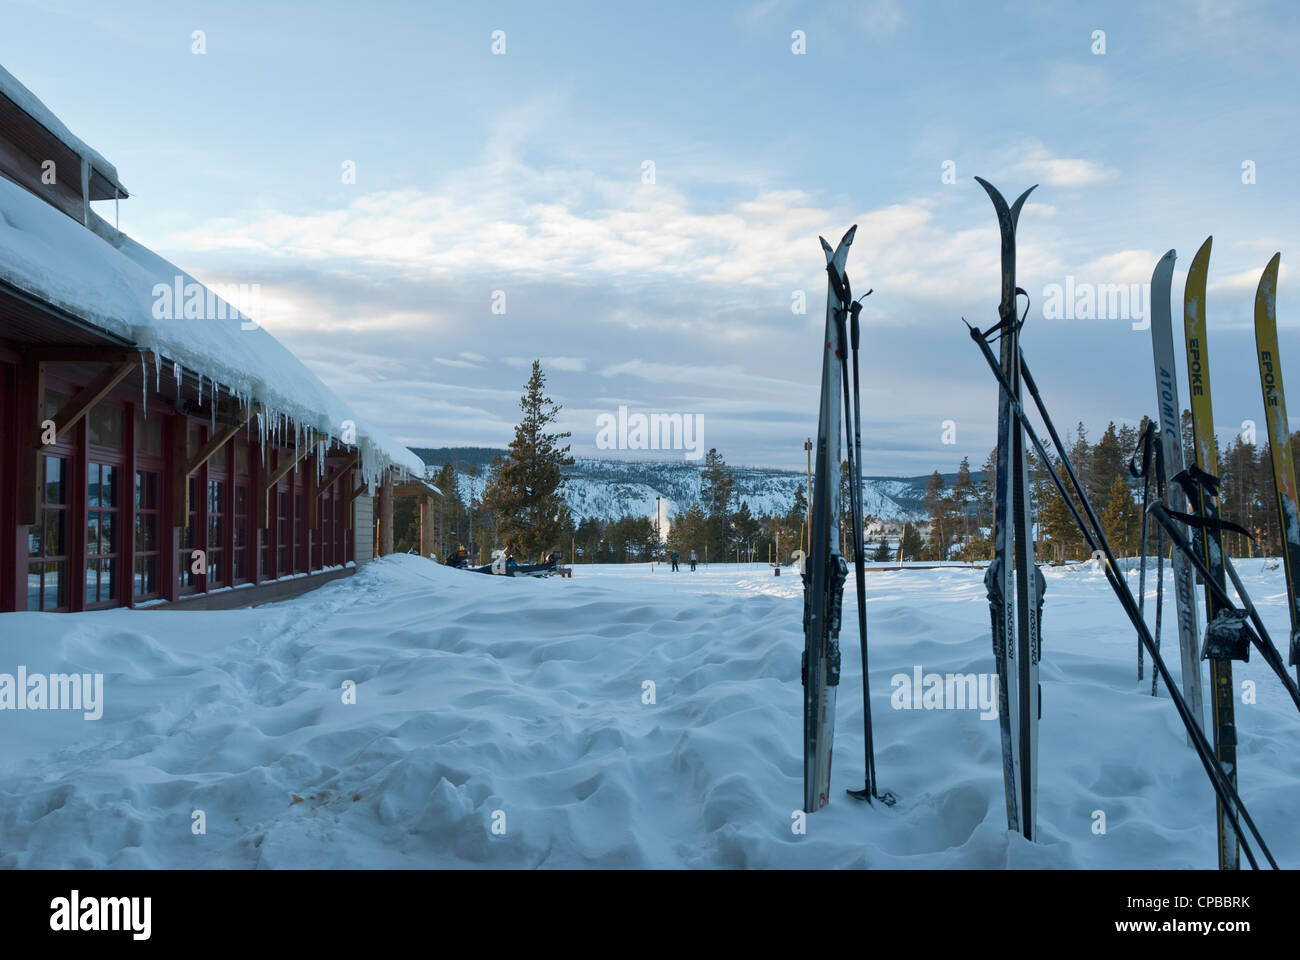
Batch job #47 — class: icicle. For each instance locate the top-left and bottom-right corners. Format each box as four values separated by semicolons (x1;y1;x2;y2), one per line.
139;354;147;418
154;352;161;392
197;373;203;407
173;362;182;398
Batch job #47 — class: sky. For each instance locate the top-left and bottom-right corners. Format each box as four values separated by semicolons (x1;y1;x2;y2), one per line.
3;0;1299;474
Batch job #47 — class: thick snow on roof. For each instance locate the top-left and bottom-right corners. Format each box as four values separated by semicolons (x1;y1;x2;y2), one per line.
0;173;422;482
0;63;126;195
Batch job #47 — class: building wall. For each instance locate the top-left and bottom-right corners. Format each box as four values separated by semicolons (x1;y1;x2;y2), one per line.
0;353;363;612
354;494;374;564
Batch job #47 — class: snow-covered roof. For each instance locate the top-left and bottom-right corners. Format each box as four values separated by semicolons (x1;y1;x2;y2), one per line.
0;63;126;196
0;172;422;483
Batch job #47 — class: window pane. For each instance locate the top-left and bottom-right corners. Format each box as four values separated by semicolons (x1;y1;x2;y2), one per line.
134;555;158;597
87;462;100;507
135;416;163;458
27;524;42;558
102;465;117;506
136;513;157;553
101;512;116;554
103;558;117;601
44;389;70;423
26;564;41;611
136;470;158;510
88;405;123;449
43;560;64;610
87;514;100;555
211;443;227;471
45;456;65;504
44;510;65;556
86;559;100;604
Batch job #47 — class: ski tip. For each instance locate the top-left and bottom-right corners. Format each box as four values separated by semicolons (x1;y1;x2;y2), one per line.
973;175;1001;204
842;224;858;245
1256;252;1281;305
1194;235;1213;261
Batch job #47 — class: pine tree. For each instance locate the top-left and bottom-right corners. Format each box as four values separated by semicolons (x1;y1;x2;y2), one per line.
870;537;892;561
952;456;975;547
922;471;948;560
700;448;734;560
899;522;923;563
481;361;575;559
1100;472;1136;558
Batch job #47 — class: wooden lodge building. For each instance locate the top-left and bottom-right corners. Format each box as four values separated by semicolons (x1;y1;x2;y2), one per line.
0;64;435;612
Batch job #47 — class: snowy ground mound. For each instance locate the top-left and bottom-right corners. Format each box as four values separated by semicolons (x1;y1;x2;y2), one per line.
0;556;1296;868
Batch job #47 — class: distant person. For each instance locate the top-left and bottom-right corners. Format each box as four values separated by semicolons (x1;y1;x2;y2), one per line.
689;549;697;572
670;550;680;572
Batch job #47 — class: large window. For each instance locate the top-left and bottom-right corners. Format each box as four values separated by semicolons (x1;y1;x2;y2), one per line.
85;462;120;606
207;477;226;587
276;488;289;578
317;488;331;568
295;490;306;572
27;455;69;611
234;484;249;582
134;470;161;599
179;475;201;594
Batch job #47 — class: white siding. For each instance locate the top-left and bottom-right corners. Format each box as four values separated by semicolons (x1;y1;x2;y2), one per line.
354;494;374;564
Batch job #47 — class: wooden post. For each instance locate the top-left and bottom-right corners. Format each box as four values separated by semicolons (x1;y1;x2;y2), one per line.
419;495;434;558
170;413;189;527
16;358;44;526
378;471;393;557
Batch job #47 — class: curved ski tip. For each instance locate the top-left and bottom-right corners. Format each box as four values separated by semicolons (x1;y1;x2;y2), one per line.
1194;235;1213;261
820;236;833;256
843;224;858;245
1160;249;1176;263
1257;252;1281;300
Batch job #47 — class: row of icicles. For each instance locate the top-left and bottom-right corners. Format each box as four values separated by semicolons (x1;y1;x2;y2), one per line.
136;351;393;490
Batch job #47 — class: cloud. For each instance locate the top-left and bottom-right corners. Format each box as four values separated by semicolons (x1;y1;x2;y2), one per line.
1010;142;1118;187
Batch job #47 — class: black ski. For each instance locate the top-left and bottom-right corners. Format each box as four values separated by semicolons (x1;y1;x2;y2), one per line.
976;176;1041;841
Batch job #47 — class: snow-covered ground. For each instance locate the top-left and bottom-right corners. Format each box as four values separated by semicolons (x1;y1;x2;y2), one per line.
1;556;1296;868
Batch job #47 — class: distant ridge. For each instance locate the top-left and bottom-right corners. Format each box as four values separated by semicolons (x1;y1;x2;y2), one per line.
410;446;981;522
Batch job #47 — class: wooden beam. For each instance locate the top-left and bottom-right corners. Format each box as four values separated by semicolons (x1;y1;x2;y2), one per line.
17;358;44;525
24;346;133;365
184;411;249;477
348;481;369;504
170;413;189;527
392;481;440;498
378;474;394;557
41;360;135;446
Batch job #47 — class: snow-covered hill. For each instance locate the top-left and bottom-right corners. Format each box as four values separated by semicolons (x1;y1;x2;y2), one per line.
413;448;934;523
